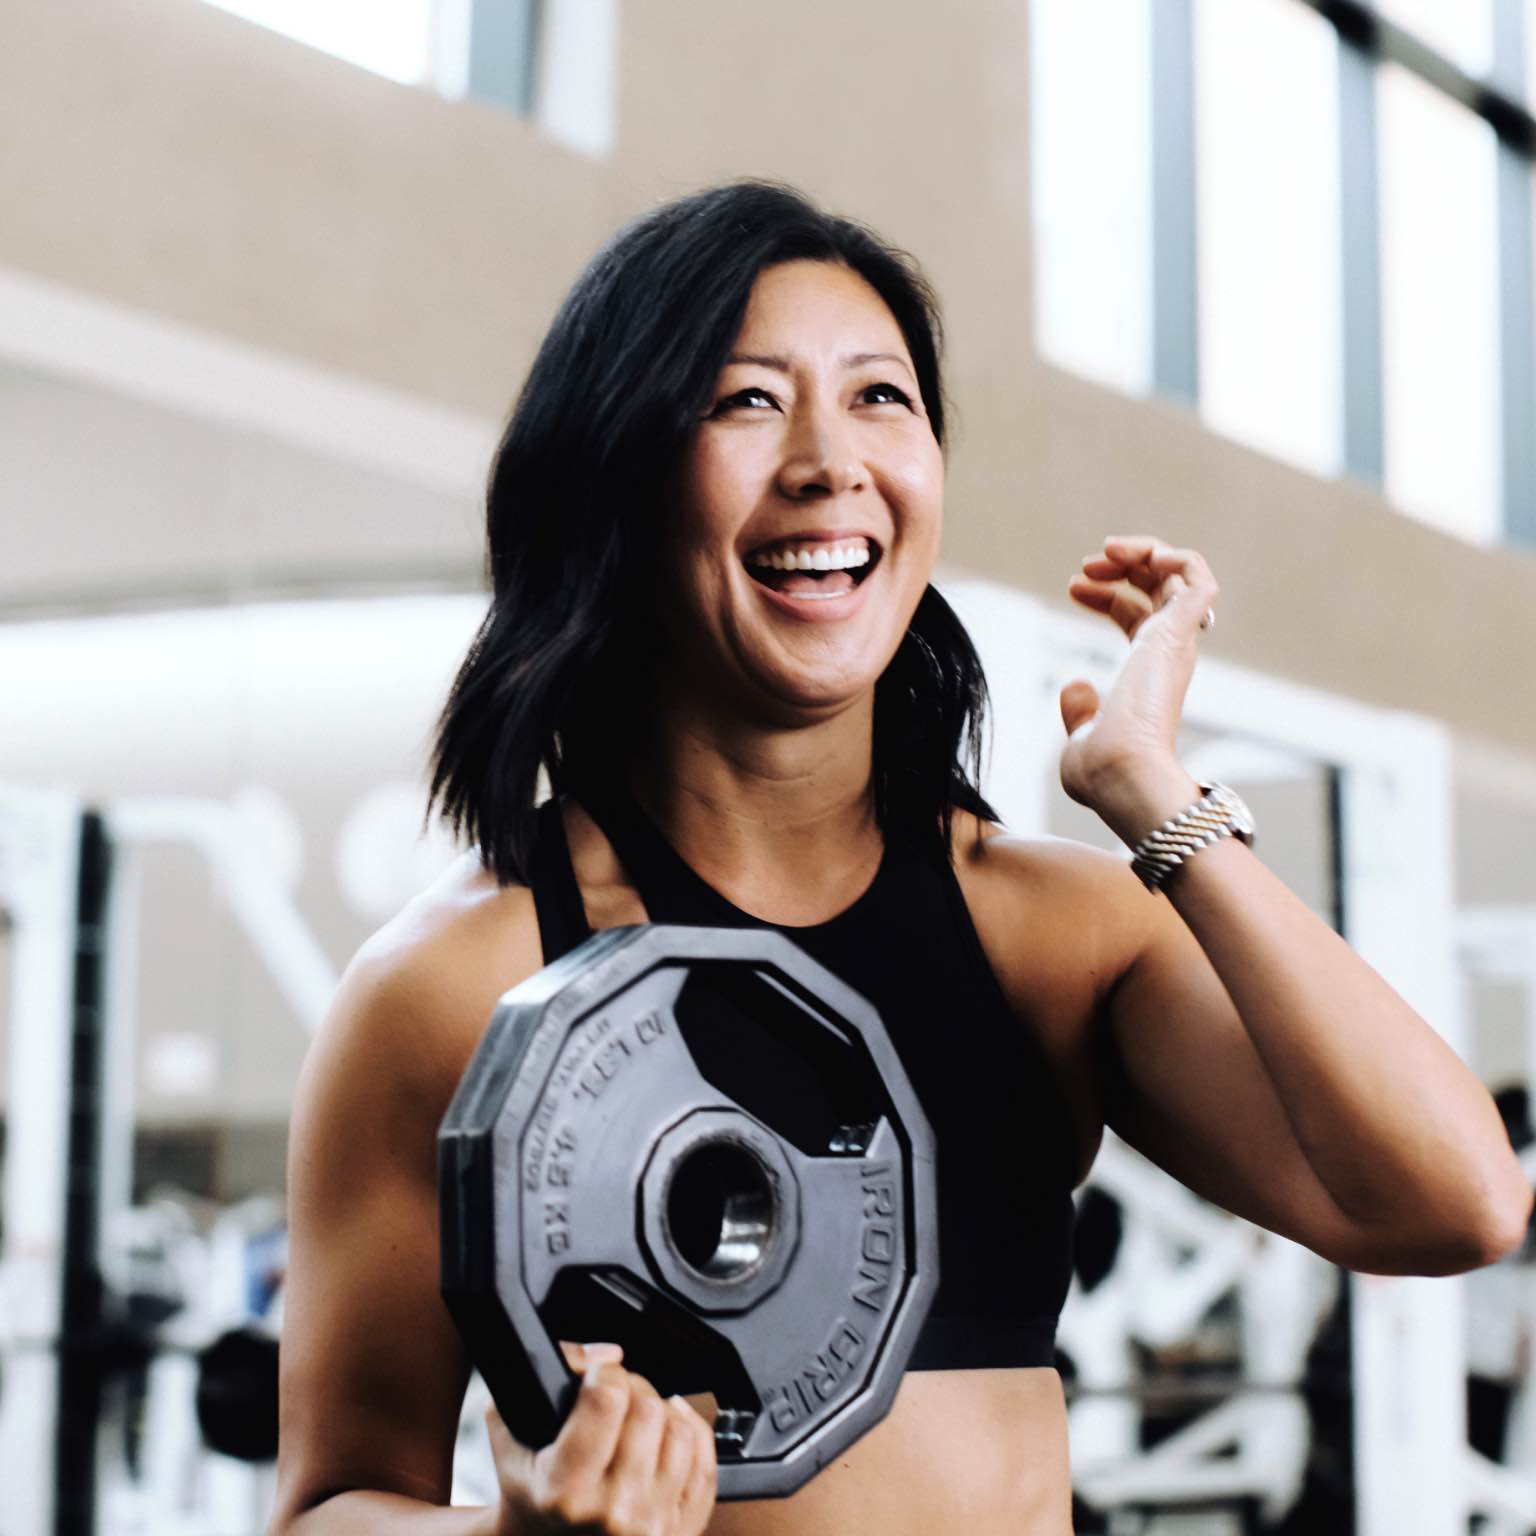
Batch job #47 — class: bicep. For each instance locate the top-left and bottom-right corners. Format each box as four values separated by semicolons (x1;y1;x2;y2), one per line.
274;976;473;1517
1102;900;1357;1261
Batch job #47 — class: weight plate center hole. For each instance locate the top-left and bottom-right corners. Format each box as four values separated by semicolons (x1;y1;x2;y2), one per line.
666;1140;777;1282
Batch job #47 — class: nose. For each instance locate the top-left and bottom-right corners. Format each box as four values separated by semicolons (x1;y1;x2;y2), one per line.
776;394;866;501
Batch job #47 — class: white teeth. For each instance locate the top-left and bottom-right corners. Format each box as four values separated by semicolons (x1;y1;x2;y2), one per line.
746;539;873;572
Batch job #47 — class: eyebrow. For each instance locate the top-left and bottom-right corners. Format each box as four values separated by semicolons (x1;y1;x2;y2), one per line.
726;351;915;374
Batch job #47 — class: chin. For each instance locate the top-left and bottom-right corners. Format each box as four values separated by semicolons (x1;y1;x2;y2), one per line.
748;654;889;721
678;591;910;720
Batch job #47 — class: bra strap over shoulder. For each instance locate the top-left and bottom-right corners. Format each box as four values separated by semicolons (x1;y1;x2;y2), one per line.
529;798;593;965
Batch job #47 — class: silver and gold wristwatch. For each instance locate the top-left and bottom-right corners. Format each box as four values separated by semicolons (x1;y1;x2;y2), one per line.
1129;782;1255;893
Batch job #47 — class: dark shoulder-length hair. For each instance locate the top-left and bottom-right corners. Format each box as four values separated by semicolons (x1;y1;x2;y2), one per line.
429;180;997;885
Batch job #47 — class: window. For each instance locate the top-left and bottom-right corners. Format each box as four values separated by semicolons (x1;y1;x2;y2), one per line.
1028;0;1155;395
199;0;615;158
1193;0;1344;475
1028;0;1536;545
534;0;618;158
201;0;440;86
1377;64;1502;541
1526;1;1536;105
1374;0;1494;79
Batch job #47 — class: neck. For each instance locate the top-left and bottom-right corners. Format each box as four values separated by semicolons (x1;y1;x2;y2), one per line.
624;685;883;923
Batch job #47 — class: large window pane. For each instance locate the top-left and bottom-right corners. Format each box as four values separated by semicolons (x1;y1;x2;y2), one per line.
1524;1;1536;107
1029;0;1154;394
1378;65;1502;542
1375;0;1494;78
537;0;619;158
1193;0;1343;476
201;0;438;85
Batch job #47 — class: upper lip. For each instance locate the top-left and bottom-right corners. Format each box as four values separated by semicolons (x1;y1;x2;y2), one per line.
741;528;881;558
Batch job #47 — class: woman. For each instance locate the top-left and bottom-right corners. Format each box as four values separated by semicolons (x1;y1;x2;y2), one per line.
270;182;1530;1536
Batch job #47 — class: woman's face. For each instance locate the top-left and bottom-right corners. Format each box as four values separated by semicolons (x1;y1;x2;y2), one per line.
663;259;944;722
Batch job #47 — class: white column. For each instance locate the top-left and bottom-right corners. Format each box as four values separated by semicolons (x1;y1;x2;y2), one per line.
0;787;83;1536
1340;723;1468;1536
941;575;1079;837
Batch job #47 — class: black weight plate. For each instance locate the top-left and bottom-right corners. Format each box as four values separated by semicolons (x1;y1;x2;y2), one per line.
439;924;937;1500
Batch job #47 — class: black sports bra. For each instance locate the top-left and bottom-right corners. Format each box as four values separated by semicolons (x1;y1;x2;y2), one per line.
528;790;1077;1370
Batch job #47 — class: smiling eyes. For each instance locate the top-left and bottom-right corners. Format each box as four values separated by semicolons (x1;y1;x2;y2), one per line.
708;381;914;417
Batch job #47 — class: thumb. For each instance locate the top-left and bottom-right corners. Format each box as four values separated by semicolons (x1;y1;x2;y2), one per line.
1059;679;1100;739
484;1398;537;1487
560;1340;623;1372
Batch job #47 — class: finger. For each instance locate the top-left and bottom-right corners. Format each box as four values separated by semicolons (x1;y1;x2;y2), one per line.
1103;534;1170;561
1069;576;1153;613
1068;575;1110;606
1145;543;1215;584
484;1401;537;1492
1068;576;1154;640
1059;679;1099;739
1145;547;1219;627
605;1373;669;1489
1082;545;1164;576
545;1360;630;1490
1081;555;1164;598
1096;535;1168;579
1158;570;1189;609
655;1397;700;1505
1144;545;1216;593
1094;542;1219;629
559;1340;624;1372
1104;534;1211;583
676;1409;718;1532
1082;560;1171;616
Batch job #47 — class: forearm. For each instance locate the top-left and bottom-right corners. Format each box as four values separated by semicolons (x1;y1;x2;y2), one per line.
1057;536;1528;1268
1110;765;1529;1267
1171;840;1521;1250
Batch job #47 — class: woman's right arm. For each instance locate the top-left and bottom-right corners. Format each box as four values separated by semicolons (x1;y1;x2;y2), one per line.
268;893;714;1536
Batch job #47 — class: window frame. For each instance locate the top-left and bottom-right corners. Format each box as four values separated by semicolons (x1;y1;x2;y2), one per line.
1143;0;1536;543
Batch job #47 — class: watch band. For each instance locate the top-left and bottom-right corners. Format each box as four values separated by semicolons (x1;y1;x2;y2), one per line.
1129;781;1255;893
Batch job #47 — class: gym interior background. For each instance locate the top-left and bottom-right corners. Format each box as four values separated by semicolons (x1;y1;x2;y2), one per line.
3;0;1536;1531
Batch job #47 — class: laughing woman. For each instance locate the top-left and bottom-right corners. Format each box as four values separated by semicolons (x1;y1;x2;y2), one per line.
270;182;1530;1536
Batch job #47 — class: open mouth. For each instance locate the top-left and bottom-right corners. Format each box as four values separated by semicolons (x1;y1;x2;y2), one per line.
742;536;881;601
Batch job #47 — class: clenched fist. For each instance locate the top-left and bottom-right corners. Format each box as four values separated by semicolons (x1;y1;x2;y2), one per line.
487;1344;717;1536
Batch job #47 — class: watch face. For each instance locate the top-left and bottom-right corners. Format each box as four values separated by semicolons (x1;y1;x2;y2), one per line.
1202;783;1256;844
1221;787;1256;842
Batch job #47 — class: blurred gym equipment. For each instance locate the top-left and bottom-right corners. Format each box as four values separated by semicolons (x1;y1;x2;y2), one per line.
0;788;327;1536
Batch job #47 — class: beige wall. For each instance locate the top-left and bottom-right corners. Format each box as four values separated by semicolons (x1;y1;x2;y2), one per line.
3;0;1534;756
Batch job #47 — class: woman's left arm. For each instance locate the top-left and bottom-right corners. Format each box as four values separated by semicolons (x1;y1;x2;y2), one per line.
1062;536;1532;1276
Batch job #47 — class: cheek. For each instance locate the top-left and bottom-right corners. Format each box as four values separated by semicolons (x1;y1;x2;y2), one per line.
672;437;762;552
888;443;944;542
662;459;743;622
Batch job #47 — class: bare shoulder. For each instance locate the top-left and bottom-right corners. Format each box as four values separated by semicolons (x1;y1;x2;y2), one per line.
952;812;1135;894
274;853;544;1520
313;850;544;1110
949;811;1152;999
948;811;1154;1179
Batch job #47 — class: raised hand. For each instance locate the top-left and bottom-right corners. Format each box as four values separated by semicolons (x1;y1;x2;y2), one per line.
488;1344;717;1536
1059;535;1217;845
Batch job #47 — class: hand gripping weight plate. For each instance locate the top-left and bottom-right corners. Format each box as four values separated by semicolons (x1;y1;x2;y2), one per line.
438;925;939;1500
